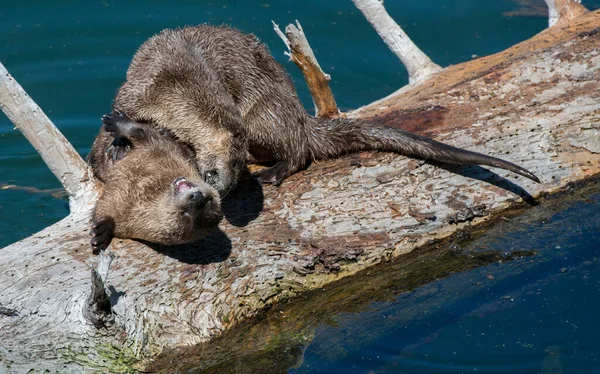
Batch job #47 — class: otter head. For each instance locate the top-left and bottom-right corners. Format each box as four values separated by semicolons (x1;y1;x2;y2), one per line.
147;174;223;245
194;130;247;196
91;112;224;251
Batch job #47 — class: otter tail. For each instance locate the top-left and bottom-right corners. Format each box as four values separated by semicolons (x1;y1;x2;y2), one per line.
307;117;540;183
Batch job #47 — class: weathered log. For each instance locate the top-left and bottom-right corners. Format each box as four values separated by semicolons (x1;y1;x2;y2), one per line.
1;9;600;373
273;20;340;118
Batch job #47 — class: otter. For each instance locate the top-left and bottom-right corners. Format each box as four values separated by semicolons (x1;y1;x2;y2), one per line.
88;112;222;253
113;25;539;194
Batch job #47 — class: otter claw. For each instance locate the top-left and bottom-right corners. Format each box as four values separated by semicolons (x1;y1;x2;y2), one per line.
90;217;115;255
106;143;130;164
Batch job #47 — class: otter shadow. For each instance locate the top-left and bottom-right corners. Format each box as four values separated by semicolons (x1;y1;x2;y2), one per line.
221;172;265;227
429;162;538;205
141;229;232;265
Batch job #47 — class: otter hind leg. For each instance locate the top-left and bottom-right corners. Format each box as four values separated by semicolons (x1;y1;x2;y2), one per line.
254;161;293;186
90;217;115;254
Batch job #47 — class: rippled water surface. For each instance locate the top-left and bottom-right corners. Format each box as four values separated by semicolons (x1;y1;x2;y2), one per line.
1;1;600;372
289;187;600;373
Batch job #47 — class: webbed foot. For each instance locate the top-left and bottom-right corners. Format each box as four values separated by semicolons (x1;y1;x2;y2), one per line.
253;161;292;186
106;137;131;164
101;110;130;136
90;217;115;254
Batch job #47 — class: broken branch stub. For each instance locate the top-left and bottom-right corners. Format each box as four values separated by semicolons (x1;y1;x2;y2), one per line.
272;20;340;118
545;0;589;27
83;250;115;328
352;0;442;84
0;62;98;215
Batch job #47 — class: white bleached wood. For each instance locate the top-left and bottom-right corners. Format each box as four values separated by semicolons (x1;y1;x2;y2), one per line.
0;62;98;215
545;0;588;27
352;0;442;84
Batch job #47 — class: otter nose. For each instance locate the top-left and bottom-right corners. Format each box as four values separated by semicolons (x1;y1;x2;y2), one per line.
188;190;205;204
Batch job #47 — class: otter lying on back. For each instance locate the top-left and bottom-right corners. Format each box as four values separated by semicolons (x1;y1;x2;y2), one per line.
113;25;539;194
88;112;222;253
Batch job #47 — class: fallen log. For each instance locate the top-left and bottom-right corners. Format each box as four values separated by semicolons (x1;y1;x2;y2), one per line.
1;8;600;373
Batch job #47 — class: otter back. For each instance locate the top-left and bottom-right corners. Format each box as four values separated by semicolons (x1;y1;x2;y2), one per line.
114;25;539;192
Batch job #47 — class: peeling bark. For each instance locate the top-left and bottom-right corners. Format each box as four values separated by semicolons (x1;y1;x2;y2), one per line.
2;10;600;373
351;0;442;84
272;20;339;117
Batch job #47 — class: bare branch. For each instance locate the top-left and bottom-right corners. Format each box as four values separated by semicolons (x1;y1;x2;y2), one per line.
352;0;442;84
272;20;340;118
0;62;98;215
545;0;588;27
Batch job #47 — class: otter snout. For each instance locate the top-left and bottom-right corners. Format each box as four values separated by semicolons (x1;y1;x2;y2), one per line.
188;190;204;203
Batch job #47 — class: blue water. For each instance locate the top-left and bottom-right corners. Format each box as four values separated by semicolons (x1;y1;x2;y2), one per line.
1;0;586;247
1;1;600;372
291;189;600;373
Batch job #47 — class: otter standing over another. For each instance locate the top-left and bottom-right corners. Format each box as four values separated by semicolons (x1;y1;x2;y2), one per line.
88;112;222;253
114;25;539;194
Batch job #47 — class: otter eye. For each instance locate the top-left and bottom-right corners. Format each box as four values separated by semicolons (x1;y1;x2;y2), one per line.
205;169;219;186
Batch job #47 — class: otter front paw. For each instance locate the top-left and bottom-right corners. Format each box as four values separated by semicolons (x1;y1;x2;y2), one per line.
102;110;130;135
106;143;131;164
90;217;115;254
253;161;291;186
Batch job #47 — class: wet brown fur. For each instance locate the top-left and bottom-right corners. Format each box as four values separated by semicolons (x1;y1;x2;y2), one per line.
114;25;539;193
88;113;222;252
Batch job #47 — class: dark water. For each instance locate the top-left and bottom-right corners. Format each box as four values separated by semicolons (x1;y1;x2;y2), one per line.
290;186;600;374
150;182;600;373
1;1;600;372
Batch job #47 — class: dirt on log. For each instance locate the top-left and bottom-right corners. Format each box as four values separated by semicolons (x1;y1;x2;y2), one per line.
2;11;600;372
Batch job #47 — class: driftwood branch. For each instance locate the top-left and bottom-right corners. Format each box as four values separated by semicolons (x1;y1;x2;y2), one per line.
351;0;442;84
83;251;115;328
545;0;588;27
273;20;339;117
0;62;98;215
2;9;600;372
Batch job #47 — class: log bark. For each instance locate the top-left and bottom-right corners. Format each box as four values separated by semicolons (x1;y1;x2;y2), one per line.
351;0;442;84
2;10;600;373
272;20;339;117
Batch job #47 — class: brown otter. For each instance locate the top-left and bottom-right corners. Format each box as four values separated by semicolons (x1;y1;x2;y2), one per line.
88;112;222;253
113;25;539;194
